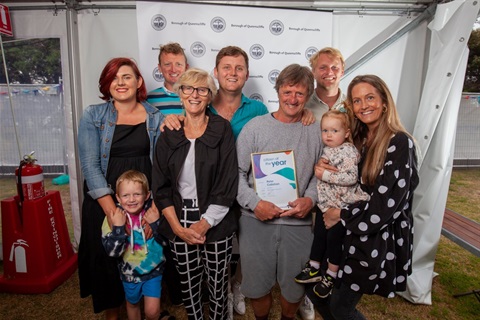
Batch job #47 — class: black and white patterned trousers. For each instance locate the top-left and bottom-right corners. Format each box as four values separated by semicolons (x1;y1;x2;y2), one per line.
169;199;233;320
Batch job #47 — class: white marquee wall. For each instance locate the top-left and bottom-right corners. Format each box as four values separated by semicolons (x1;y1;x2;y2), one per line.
4;0;480;306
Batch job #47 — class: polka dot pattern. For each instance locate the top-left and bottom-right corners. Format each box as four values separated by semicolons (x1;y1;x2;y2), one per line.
337;133;419;298
370;215;381;224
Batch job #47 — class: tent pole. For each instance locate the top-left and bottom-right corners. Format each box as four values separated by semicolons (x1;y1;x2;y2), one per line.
65;1;84;242
0;34;22;160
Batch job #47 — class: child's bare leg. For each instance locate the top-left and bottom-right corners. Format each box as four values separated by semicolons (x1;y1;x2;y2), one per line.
326;261;339;278
144;296;161;320
105;307;120;320
126;300;142;320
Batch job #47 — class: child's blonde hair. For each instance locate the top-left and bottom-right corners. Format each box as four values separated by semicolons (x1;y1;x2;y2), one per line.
116;170;149;195
321;108;353;144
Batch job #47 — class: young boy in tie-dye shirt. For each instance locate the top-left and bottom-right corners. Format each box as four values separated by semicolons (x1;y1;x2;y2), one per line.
102;170;165;320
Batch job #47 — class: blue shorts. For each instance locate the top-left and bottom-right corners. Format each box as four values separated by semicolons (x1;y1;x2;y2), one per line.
123;275;162;304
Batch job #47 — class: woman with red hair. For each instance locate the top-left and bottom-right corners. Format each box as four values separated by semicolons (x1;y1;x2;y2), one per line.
77;58;164;319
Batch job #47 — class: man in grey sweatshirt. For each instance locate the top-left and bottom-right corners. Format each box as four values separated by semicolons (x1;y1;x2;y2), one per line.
236;64;323;320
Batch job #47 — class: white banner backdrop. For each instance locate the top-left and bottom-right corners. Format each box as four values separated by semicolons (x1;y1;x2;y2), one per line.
136;1;332;110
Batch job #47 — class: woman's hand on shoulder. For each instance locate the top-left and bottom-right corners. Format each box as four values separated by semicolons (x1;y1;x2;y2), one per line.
110;207;126;227
141;203;159;239
143;202;160;224
160;114;184;132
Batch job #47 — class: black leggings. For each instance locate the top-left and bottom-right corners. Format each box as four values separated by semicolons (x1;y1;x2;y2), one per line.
310;207;345;266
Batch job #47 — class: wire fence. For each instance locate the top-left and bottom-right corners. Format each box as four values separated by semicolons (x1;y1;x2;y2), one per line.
0;84;67;175
0;87;479;176
454;94;480;167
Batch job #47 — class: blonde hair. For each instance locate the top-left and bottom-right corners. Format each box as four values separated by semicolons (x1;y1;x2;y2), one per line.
321;108;353;144
173;68;218;96
309;47;345;70
116;170;149;195
346;75;411;186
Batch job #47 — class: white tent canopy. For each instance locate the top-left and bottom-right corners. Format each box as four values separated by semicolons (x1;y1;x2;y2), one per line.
3;0;479;305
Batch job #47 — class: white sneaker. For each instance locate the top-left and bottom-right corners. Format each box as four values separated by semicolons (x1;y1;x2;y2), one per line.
298;295;315;320
227;292;234;320
232;280;246;315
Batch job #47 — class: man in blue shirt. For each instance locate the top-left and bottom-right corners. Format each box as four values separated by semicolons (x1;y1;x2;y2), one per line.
147;42;189;115
209;46;269;140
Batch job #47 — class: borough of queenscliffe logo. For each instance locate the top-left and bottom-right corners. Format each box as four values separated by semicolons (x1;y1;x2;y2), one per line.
249;93;264;103
250;44;265;60
268;69;280;85
269;20;284;36
151;14;167;31
305;46;318;61
191;42;206;57
153;67;164;82
211;17;226;33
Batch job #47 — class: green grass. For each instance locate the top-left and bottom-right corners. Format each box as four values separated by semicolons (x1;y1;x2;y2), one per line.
446;168;480;223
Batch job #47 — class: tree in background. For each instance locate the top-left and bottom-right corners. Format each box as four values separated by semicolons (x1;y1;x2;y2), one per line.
0;38;61;84
464;29;480;92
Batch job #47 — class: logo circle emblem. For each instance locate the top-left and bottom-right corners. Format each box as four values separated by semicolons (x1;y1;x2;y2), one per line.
211;17;226;33
151;14;167;31
153;67;164;82
249;93;264;103
268;69;280;85
190;42;206;58
269;20;284;36
249;44;265;60
305;47;318;61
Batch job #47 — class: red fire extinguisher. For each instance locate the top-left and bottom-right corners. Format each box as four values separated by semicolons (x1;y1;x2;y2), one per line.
15;151;45;202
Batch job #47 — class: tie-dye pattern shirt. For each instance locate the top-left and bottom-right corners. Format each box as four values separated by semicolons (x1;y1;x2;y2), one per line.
101;211;166;283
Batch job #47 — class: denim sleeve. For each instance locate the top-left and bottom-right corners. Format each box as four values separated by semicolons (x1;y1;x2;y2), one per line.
78;107;113;199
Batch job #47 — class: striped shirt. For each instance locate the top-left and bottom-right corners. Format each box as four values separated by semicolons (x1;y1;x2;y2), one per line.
147;87;184;115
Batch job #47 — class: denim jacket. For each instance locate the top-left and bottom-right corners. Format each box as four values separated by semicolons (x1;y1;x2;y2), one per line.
78;101;164;199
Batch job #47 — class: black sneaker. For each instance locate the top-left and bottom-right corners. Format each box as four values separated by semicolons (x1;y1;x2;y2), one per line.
313;274;335;298
294;263;323;283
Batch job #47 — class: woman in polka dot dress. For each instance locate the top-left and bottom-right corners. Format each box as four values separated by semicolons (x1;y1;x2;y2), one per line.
317;74;419;319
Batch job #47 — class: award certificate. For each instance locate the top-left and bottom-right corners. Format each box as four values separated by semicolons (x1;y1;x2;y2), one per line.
251;150;298;209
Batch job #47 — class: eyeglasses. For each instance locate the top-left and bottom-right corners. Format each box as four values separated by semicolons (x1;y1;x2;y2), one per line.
180;85;211;97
